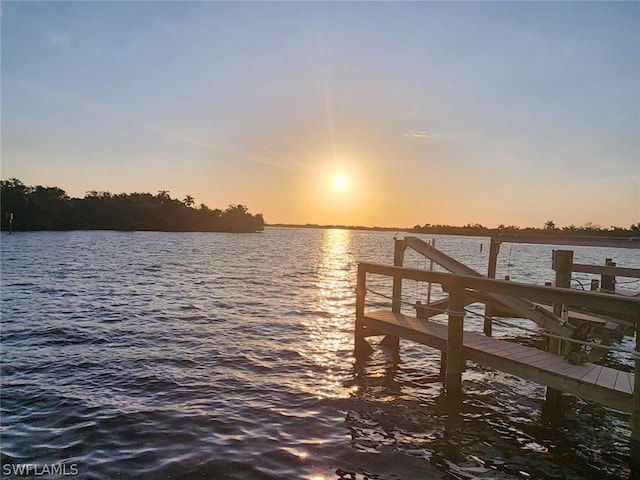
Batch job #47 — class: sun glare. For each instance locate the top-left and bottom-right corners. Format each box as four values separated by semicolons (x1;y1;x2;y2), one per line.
307;156;372;225
333;175;346;189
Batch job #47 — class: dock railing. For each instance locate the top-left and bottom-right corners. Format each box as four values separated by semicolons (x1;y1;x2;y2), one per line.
355;260;640;465
486;233;640;332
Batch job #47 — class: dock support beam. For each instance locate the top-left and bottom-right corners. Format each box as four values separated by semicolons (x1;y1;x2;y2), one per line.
484;239;500;336
602;258;616;293
546;250;573;410
354;264;373;363
446;279;465;401
383;239;405;355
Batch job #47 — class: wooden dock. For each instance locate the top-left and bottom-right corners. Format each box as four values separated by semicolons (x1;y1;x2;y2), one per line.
361;310;633;412
354;235;640;472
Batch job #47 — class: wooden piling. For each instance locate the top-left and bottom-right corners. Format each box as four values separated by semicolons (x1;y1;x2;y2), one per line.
426;238;435;307
392;239;406;314
601;258;616;293
547;249;573;409
484;239;500;336
354;263;373;362
487;239;500;280
446;279;465;400
550;249;573;324
383;239;405;354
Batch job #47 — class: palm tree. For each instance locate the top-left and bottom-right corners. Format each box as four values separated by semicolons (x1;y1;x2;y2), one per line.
157;190;171;205
183;195;195;207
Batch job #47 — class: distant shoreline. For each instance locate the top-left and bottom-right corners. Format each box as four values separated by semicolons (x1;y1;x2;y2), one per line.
268;223;404;232
1;179;265;233
267;223;640;238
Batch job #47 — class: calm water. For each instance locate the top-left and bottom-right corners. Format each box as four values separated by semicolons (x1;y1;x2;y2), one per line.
1;228;638;479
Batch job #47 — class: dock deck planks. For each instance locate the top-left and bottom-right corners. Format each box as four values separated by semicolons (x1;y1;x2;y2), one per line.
362;310;633;413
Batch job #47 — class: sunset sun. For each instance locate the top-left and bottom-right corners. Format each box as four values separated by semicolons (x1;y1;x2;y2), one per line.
333;175;347;189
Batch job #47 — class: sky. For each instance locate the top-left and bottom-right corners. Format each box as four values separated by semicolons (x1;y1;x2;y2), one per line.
2;1;639;229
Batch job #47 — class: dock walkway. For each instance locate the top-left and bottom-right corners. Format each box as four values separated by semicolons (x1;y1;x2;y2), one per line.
362;309;633;413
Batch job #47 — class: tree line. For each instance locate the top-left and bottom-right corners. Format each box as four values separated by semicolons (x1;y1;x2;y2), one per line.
410;221;640;237
1;179;265;233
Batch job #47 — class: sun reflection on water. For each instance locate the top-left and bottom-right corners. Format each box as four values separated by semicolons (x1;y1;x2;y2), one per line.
302;229;356;399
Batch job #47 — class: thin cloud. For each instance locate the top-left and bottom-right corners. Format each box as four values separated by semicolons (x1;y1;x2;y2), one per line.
50;34;71;47
13;80;304;174
590;174;639;183
403;130;443;139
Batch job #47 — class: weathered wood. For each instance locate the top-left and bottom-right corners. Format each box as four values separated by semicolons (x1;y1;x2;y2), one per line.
462;333;497;348
361;310;633;412
601;258;616;293
487;239;500;279
595;368;618;389
416;294;488;319
492;233;640;249
356;264;366;319
403;238;571;335
405;236;482;277
580;365;602;385
484;239;500;336
505;347;551;364
614;371;633;395
354;264;373;362
571;263;640;279
535;303;626;332
549;361;592;377
356;240;640;467
426;238;435;306
416;299;450;319
446;280;465;398
383;239;406;355
548;250;573;407
551;250;573;343
392;239;406;313
360;262;639;322
552;250;574;290
530;303;630;362
361;310;449;352
532;354;569;369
